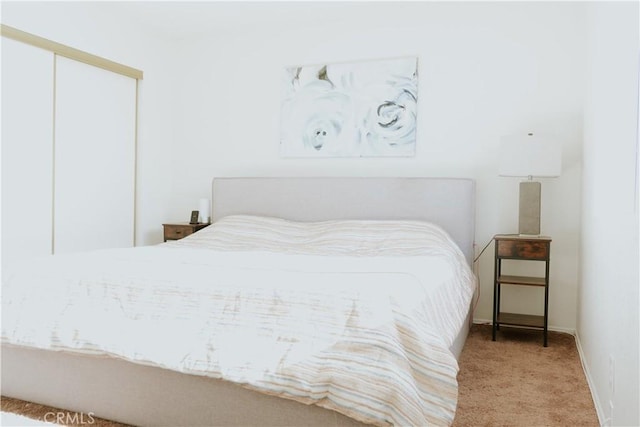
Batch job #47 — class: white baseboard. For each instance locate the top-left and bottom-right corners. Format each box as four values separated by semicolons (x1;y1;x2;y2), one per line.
574;332;608;427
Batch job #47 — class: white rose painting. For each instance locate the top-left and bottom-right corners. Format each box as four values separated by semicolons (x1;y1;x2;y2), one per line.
280;57;418;158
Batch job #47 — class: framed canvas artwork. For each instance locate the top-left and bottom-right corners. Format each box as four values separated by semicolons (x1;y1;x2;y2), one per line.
280;57;418;158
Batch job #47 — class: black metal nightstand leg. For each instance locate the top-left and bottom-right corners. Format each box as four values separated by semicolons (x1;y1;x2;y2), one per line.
492;248;499;341
496;282;501;331
492;285;498;341
543;257;550;347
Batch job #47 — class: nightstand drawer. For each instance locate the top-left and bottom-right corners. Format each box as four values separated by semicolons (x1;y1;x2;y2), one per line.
163;223;209;241
497;239;548;260
164;225;195;240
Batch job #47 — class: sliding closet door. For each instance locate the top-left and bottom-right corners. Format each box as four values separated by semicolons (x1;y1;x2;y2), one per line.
54;56;136;254
1;37;54;275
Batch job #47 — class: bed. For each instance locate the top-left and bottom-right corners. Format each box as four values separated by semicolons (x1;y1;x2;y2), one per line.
1;177;476;426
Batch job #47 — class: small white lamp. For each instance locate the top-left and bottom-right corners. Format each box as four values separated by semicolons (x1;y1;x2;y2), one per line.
198;198;211;224
499;132;562;236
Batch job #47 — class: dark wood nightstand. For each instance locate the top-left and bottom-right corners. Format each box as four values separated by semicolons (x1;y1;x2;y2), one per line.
162;223;209;242
492;234;552;346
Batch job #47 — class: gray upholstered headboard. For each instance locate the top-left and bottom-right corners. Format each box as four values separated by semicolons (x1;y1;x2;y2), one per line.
212;177;476;265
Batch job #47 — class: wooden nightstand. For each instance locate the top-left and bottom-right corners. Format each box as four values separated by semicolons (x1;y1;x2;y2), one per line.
492;234;552;346
162;223;209;242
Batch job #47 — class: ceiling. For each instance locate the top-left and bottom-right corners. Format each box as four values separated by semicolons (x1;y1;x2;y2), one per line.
100;1;421;40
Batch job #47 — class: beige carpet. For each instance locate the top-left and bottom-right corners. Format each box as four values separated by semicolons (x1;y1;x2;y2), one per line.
453;324;599;426
2;324;598;426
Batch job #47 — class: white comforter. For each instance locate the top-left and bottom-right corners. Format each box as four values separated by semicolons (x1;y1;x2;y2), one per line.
2;215;476;426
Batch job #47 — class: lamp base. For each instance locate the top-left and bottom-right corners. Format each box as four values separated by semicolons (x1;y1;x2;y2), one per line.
519;181;541;236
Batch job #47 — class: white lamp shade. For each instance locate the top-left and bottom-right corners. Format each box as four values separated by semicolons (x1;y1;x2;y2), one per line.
499;133;562;177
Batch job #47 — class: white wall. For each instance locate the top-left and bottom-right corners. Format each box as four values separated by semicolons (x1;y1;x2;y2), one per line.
1;1;176;246
579;2;639;426
168;2;586;332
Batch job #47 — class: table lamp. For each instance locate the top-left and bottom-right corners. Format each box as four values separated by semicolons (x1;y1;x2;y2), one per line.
499;132;562;236
198;198;211;224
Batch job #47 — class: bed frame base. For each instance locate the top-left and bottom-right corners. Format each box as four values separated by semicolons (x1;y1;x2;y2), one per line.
1;345;364;426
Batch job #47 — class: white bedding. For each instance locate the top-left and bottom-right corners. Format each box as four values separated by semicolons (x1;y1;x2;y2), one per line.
2;215;476;426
